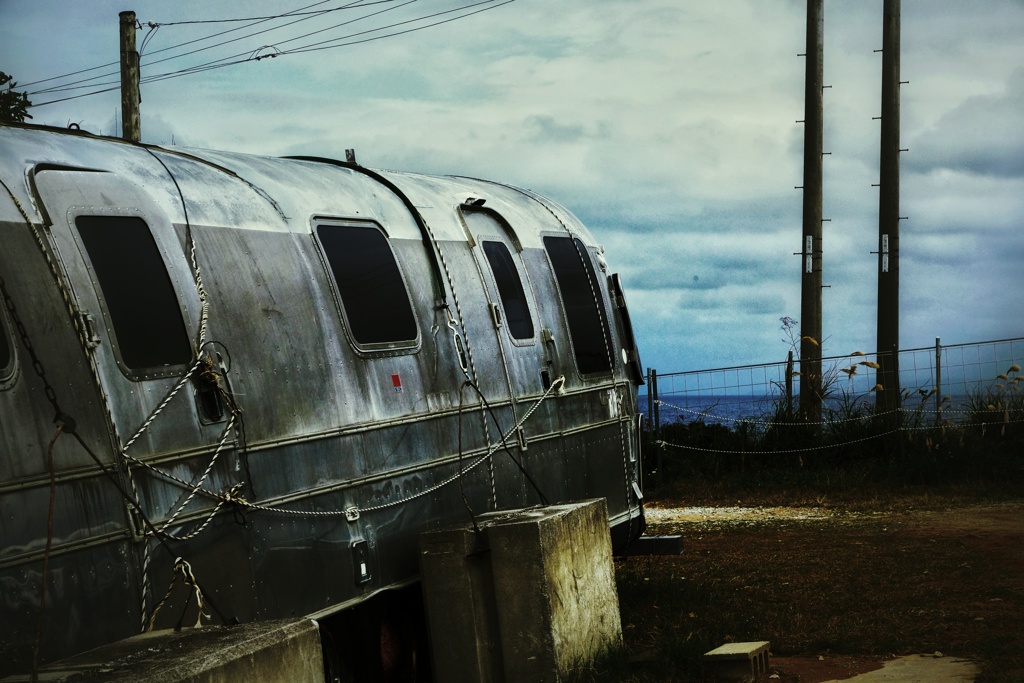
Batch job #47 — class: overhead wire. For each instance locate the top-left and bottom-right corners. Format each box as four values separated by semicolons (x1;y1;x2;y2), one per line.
282;0;514;55
29;0;514;109
134;0;412;78
153;0;400;25
134;0;419;86
145;0;507;72
28;0;378;96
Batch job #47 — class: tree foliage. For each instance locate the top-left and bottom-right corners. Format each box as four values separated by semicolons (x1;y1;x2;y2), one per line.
1;72;33;123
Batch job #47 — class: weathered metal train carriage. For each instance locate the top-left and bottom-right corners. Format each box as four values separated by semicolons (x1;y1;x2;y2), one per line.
0;122;645;676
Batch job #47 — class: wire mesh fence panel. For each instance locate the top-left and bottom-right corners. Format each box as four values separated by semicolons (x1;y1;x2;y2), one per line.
651;360;793;428
933;338;1024;420
647;337;1024;444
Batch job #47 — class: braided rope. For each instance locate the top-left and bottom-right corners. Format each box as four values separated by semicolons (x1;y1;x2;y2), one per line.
145;557;210;631
157;413;237;534
655;398;1022;427
418;207;499;509
656;428;903;455
524;191;634;529
655;399;902;427
235;375;566;518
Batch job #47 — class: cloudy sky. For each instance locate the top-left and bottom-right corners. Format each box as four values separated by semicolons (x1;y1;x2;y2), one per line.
2;0;1022;378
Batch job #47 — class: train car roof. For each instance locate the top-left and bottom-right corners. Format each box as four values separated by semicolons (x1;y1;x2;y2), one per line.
0;123;599;250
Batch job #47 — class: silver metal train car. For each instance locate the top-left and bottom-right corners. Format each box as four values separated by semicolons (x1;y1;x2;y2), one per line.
0;123;645;678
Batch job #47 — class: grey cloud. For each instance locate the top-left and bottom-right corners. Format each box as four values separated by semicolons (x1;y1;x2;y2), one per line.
741;293;787;316
524;115;611;144
908;68;1024;179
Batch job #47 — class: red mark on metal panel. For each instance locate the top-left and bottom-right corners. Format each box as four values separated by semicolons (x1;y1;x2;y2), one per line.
391;374;403;393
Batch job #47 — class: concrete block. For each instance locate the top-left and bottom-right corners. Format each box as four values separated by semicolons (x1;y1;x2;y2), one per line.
702;641;770;682
420;499;622;683
419;524;504;683
1;619;323;683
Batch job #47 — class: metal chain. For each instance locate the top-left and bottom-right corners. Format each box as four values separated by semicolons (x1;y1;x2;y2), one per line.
0;275;64;420
0;179;94;352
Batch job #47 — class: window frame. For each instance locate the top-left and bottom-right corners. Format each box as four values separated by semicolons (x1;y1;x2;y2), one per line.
480;238;537;344
312;218;421;355
0;305;18;390
542;234;615;377
459;206;539;348
69;209;194;381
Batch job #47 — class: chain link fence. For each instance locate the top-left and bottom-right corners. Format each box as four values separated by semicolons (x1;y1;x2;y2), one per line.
643;337;1024;479
647;337;1023;429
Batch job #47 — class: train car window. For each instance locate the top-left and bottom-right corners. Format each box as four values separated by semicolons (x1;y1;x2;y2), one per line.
482;241;534;340
543;236;613;374
316;223;418;347
75;216;192;372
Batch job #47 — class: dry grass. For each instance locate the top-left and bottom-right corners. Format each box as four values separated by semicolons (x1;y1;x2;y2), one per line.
578;486;1024;682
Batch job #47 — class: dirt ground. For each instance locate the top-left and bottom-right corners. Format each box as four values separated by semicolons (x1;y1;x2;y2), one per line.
623;500;1024;682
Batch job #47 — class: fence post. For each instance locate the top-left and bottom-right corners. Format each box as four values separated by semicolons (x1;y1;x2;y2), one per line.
651;370;661;488
785;350;794;420
645;367;652;437
934;337;942;426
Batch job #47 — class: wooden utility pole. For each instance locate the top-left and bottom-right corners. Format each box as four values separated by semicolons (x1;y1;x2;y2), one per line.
119;10;141;142
799;0;824;424
876;0;901;417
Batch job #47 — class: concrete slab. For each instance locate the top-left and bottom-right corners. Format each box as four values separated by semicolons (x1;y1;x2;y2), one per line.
820;653;978;682
0;619;323;683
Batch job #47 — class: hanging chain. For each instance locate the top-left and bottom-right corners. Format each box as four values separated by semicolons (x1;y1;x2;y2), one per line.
0;276;68;425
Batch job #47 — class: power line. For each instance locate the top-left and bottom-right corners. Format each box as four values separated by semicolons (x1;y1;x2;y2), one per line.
132;0;389;69
153;0;399;25
134;0;418;78
30;0;515;109
114;0;418;91
138;0;493;83
285;0;514;55
27;85;123;109
277;0;497;54
23;0;382;92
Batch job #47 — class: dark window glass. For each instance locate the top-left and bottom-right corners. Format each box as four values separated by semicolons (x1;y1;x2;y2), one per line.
75;215;192;371
610;272;644;384
317;224;417;346
482;241;534;340
543;236;612;374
